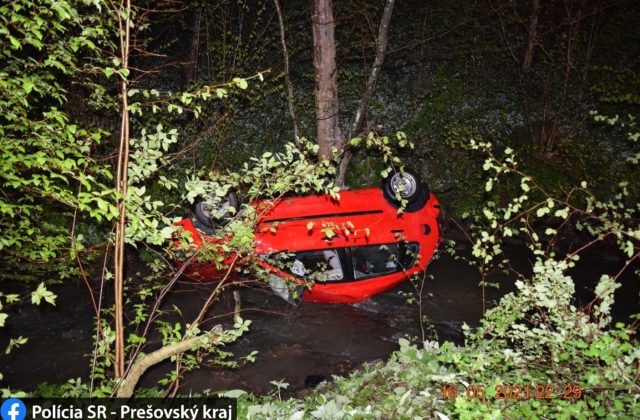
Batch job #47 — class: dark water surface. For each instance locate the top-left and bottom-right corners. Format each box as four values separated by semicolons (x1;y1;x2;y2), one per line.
1;244;637;396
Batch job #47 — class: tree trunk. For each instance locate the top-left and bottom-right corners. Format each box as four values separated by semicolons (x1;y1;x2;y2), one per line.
114;0;132;379
187;7;202;84
522;0;541;73
312;0;343;160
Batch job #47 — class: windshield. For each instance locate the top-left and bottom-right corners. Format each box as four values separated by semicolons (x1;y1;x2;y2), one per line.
271;242;419;282
290;249;344;281
351;243;419;280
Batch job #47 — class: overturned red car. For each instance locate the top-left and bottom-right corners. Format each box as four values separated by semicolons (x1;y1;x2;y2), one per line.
176;170;441;304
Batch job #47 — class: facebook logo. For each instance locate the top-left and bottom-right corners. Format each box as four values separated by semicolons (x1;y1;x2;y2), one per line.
1;399;26;420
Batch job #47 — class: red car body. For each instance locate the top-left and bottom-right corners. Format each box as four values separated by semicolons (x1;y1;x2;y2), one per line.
176;187;440;303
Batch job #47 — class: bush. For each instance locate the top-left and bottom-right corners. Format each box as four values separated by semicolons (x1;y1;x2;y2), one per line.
237;125;639;418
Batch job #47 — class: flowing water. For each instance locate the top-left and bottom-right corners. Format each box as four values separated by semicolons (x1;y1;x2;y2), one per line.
1;243;637;396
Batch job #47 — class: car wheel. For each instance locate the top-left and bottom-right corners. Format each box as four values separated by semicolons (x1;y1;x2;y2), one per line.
193;190;240;229
381;168;430;212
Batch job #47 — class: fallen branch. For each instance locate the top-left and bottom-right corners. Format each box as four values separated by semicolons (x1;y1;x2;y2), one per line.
116;327;220;398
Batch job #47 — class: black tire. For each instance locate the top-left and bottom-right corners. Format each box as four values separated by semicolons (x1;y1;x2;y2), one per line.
381;168;430;212
193;190;240;229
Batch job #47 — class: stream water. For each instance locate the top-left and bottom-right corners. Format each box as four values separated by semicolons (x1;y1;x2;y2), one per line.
1;242;637;397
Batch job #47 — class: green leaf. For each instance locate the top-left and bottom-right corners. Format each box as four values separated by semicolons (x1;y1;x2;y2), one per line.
160;226;175;239
536;207;550;217
624;240;634;258
9;36;20;49
5;336;28;354
554;207;569;219
215;88;227;98
485;179;493;192
321;228;335;239
31;283;57;306
233;78;248;89
22;78;35;94
128;333;146;344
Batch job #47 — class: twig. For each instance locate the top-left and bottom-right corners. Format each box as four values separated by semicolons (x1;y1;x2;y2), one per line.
273;0;301;144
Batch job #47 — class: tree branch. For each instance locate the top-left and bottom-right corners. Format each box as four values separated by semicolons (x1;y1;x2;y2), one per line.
115;328;220;398
113;0;132;380
336;0;395;186
273;0;301;144
349;0;395;139
522;0;541;73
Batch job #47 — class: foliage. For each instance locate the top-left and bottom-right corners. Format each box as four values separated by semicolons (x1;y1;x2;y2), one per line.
238;313;638;419
236;118;639;418
0;0;119;391
0;0;118;280
1;282;57;395
1;0;639;410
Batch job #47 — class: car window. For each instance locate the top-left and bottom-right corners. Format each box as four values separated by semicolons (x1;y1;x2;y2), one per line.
288;249;344;282
269;243;418;282
351;243;419;280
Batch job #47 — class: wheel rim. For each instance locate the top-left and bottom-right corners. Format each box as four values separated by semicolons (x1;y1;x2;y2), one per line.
389;172;417;198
